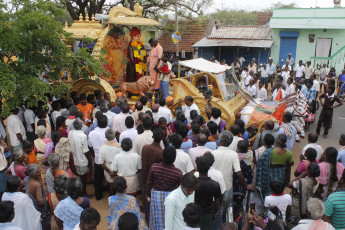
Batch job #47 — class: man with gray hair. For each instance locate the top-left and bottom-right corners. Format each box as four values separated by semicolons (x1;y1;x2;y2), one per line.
100;101;116;127
98;128;121;195
188;134;211;169
68;118;90;195
66;105;79;132
211;130;254;218
292;198;335;229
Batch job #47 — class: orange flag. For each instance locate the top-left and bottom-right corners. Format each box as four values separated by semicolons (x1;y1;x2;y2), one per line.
275;89;283;101
272;103;286;125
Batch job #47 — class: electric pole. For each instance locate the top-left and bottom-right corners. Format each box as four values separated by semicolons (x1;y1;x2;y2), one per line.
175;0;179;56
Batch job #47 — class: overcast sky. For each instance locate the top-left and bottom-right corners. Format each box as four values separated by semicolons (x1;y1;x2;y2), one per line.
207;0;340;12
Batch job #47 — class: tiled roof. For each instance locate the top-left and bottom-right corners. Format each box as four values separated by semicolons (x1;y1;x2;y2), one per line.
208;25;272;40
158;19;214;52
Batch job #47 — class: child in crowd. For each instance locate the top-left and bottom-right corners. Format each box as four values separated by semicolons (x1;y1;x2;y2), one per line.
294;147;318;178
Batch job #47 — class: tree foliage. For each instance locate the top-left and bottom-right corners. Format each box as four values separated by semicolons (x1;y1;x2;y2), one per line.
63;0;213;21
0;0;106;116
209;10;258;26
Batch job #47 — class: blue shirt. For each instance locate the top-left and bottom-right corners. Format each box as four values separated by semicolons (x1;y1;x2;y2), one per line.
205;141;218;150
181;139;193;153
242;131;249;142
339;74;345;83
0;222;22;230
337;149;345;167
305;88;316;104
301;85;308;96
54;196;84;230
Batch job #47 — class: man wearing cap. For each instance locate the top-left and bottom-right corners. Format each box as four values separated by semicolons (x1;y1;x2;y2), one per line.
286;53;294;66
305;61;314;79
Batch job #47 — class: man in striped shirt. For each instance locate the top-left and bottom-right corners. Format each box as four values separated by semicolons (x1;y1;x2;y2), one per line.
324;170;345;229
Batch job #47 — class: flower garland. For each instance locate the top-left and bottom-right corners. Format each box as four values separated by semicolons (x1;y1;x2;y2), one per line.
131;41;147;74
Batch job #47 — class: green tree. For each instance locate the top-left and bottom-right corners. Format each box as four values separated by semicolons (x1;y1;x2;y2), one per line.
0;0;106;116
209;10;258;25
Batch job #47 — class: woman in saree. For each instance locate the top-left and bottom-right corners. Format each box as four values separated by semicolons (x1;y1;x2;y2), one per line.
6;149;27;180
56;116;68;138
44;131;61;162
288;162;320;221
256;133;294;197
317;147;345;201
24;164;51;230
107;176;147;230
34;125;51;187
46;154;68;193
45;175;68;230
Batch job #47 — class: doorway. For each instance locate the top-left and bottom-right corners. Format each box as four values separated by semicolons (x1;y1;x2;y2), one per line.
315;38;332;57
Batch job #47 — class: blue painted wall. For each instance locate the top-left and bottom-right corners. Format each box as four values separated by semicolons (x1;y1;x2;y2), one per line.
278;31;299;66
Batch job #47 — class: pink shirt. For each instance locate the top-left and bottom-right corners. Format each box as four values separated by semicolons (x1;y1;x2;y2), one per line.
188;146;211;169
111;113;134;134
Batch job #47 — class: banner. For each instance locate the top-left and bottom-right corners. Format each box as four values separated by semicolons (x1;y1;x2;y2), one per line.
171;31;181;44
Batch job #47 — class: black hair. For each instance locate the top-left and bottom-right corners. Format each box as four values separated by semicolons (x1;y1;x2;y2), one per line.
51;131;61;151
142;117;153;130
163;146;177;164
37;119;46;127
211;107;221;119
0;201;14;223
159;98;166;106
230;124;240;136
153;128;164;143
95;111;103;121
55;116;66;129
325;147;339;182
121;103;130;113
270;180;284;195
75;111;84;121
277;133;287;148
135;101;143;111
191;122;200;134
113;176;127;193
185;96;193;102
158;117;167;125
52;101;60;111
22;140;33;150
80;207;101;225
200;128;210;138
203;151;215;167
235;119;245;133
196;155;211;174
177;112;187;123
118;212;138;230
190;110;198;121
183;203;201;227
145;110;153;119
67;178;83;199
36;109;46;119
70;91;78;99
98;115;108;128
6;176;21;193
181;173;198;189
79;93;87;100
283;112;293;122
308;162;320;178
87;94;95;104
94;90;102;98
237;140;248;153
305;148;317;162
264;219;282;230
207;121;218;135
170;134;183;149
179;124;190;138
308;133;318;143
121;138;132;152
140;96;148;105
194;115;205;126
263;133;275;147
125;116;134;129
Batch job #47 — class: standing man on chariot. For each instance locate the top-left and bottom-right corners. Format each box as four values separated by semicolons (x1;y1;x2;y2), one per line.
126;27;147;82
148;39;163;89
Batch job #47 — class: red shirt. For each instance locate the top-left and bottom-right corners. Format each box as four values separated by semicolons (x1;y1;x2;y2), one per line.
147;162;182;191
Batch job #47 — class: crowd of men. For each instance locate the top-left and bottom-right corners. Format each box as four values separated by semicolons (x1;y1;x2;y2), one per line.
0;56;345;230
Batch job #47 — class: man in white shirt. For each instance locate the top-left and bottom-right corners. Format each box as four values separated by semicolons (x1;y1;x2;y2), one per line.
272;83;286;101
179;96;200;124
285;77;296;96
311;74;320;99
258;63;269;88
281;66;290;87
100;102;116;127
318;63;329;92
69;118;90;195
24;107;35;143
119;116;138;144
286;53;294;66
7;109;26;150
229;124;244;151
305;61;314;79
112;103;134;140
170;134;194;174
240;67;248;87
245;70;254;88
248;62;256;73
211;131;253;216
132;117;164;155
282;61;292;71
157;98;172;123
267;58;276;88
164;173;198;230
294;60;305;84
88;115;108;200
256;80;267;101
246;79;257;98
301;132;324;159
188;134;211;169
51;101;62;128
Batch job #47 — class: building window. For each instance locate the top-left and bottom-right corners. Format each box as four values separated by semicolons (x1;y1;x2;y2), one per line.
309;34;315;43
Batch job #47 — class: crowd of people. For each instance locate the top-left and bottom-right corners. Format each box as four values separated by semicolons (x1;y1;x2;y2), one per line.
0;56;345;230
